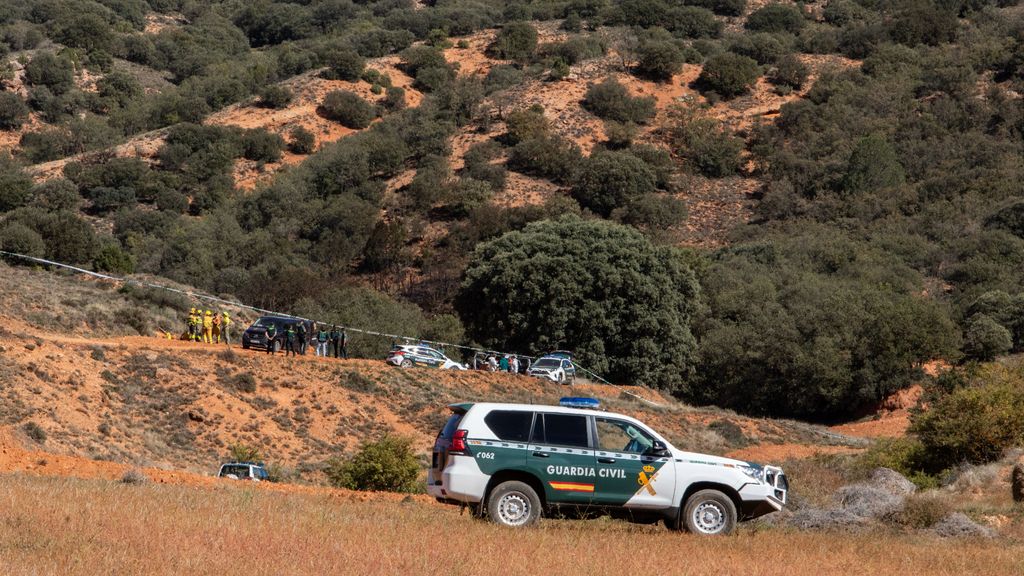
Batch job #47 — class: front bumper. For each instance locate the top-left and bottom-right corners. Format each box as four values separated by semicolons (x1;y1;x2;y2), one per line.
737;466;788;519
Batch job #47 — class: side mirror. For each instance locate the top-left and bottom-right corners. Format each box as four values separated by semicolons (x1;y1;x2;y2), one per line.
646;440;670;458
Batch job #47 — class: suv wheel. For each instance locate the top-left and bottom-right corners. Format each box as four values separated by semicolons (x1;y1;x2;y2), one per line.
487;481;541;528
400;359;413;368
682;489;736;535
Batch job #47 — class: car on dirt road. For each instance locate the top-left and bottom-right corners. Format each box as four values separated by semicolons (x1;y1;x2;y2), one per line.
387;344;467;370
217;462;270;481
426;398;787;535
526;353;576;384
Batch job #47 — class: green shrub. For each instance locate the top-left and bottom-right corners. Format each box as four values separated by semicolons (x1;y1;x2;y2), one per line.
572;150;658;217
507;135;582;183
768;54;809;89
636;40;685;81
697;52;760;98
233;372;257;393
93;243;135;274
288;126;316;154
669;115;744;177
24;52;74;95
841;134;905;195
321;44;365;81
257;85;293;109
488;21;538;63
484;65;524;94
612;193;688;231
728;33;790;65
0;157;33;211
582;78;656;124
241;129;285;163
384;86;406;111
746;4;806;34
962;314;1012;361
0;92;29;129
504;105;550;145
911;364;1024;469
326;435;421;492
0;222;46;257
542;36;607;65
320;90;375;129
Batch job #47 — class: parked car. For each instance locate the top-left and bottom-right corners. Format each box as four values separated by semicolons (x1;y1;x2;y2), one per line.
527;353;576;384
217;461;269;481
387;344;467;370
427;398;788;534
241;316;309;352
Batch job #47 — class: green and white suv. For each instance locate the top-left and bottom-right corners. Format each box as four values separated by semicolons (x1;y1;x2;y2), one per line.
427;398;787;535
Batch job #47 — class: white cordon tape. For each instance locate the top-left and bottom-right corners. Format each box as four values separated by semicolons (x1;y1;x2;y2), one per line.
0;250;662;407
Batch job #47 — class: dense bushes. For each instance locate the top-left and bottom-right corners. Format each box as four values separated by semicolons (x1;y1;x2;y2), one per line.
697;52;760;98
636;40;685;81
911;364;1024;470
0;93;30;130
691;231;958;420
572;151;658;216
746;4;806;34
582;78;656;123
667;113;744;177
457;217;700;391
320;91;375;129
326;435;420;492
488;21;538;63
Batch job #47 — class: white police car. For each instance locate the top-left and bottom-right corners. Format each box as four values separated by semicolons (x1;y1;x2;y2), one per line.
427;398;787;534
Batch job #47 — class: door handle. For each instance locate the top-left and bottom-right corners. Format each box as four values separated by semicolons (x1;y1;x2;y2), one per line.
532;452;550;458
597;457;616;464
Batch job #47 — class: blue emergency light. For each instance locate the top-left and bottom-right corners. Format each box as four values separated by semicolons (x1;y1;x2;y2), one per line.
559;397;600;409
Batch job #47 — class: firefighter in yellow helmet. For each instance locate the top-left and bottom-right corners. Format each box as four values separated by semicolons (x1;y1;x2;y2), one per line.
186;308;195;341
221;312;232;346
212;309;222;344
202;310;214;343
188;308;199;342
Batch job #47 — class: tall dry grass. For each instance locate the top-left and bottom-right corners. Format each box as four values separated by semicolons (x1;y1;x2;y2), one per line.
0;473;1020;576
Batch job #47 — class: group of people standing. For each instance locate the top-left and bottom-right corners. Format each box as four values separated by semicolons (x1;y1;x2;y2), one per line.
186;308;232;344
265;321;348;359
484;354;520;374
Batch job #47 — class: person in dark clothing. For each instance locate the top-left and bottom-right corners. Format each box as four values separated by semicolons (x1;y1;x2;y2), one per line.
339;328;348;359
330;325;341;358
285;324;297;357
297;322;307;355
265;323;278;355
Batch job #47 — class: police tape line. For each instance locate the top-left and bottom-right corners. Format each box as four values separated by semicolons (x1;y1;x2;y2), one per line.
0;250;662;407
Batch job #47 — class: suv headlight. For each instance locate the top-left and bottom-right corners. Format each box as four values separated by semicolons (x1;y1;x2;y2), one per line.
738;465;764;484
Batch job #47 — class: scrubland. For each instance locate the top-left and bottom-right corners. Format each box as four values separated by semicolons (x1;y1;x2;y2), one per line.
1;474;1020;576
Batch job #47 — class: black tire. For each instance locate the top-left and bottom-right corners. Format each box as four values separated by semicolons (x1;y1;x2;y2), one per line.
400;359;413;368
682;489;736;535
487;481;542;528
242;342;250;350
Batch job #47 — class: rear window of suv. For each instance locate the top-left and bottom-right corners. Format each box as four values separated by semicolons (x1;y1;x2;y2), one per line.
438;413;464;440
484;410;533;442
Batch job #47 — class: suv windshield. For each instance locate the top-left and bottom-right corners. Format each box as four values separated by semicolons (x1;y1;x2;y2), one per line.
534;359;559;368
252;318;276;328
221;464;251;477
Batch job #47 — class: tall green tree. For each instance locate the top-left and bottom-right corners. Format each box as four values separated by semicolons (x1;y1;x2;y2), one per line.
457;217;700;391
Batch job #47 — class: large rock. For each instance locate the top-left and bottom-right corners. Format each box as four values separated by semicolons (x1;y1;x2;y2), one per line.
868;467;916;497
932;513;996;538
834;484;903;519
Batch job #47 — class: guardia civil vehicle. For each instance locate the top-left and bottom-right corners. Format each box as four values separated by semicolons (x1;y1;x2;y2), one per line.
427;398;788;535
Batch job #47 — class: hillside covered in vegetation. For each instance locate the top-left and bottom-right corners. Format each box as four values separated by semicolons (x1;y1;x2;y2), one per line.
3;0;1024;423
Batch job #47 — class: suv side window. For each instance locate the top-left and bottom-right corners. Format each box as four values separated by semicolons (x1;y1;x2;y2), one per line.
484;410;533;442
537;413;590;448
595;417;654;454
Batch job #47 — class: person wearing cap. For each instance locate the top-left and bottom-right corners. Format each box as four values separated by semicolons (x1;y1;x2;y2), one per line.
284;323;298;357
221;312;232;346
202;310;213;343
510;355;519;375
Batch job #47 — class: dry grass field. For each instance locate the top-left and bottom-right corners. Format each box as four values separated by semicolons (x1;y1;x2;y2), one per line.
1;473;1021;576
